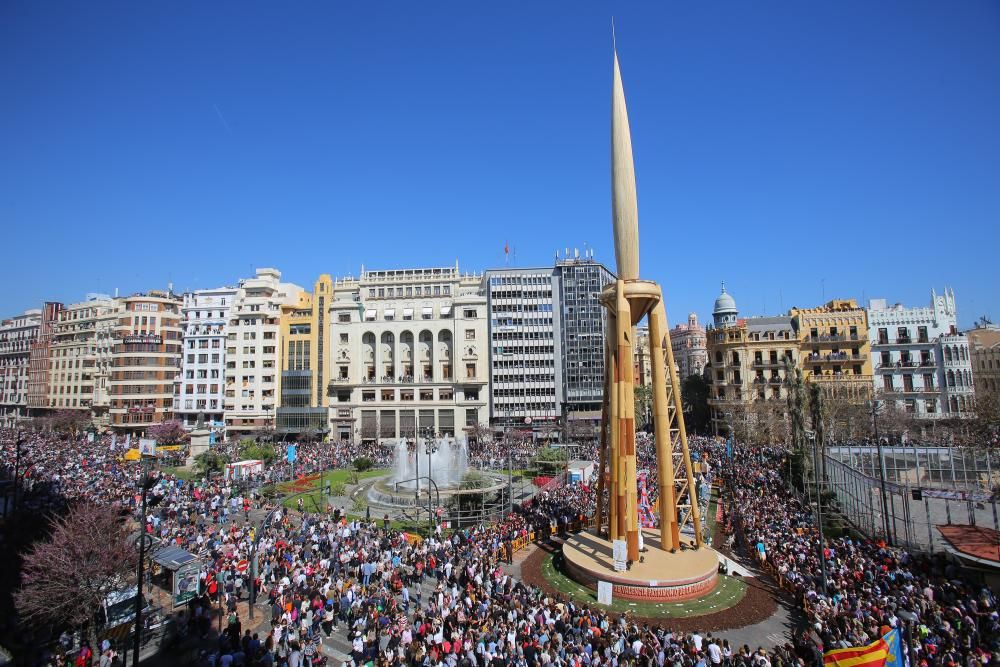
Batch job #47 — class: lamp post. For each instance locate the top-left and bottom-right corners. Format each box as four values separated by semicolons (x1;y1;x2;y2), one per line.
132;459;161;667
249;505;279;621
424;431;439;535
868;399;894;546
805;429;828;596
9;430;22;516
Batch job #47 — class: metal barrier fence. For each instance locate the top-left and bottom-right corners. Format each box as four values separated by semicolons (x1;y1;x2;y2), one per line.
823;446;1000;553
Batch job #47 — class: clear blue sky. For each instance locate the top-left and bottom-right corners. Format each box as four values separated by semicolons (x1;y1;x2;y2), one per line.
2;1;998;328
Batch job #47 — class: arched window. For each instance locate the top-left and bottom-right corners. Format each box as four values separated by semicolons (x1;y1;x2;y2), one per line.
947;370;955;387
950;396;958;413
945;347;953;363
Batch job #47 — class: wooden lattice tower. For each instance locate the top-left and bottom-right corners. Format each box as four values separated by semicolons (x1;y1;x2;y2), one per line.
592;49;704;562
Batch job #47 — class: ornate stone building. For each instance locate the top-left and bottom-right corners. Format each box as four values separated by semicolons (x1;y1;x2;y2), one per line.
670;312;707;379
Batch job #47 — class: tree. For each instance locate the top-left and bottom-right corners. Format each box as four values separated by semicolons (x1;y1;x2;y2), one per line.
969;388;1000;447
240;441;277;464
681;374;712;435
634;385;653;431
49;409;90;434
15;501;137;650
299;427;319;444
194;451;229;477
532;446;567;474
147;419;186;445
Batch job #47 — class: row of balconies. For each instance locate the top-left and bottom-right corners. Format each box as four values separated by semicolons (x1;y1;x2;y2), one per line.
802;334;863;344
874;336;930;346
805;353;866;363
875;360;935;371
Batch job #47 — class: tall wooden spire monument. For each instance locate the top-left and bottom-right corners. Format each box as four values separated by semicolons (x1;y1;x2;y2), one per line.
560;40;720;604
593;48;705;562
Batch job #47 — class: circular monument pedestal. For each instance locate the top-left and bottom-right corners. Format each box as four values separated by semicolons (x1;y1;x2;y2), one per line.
562;530;719;602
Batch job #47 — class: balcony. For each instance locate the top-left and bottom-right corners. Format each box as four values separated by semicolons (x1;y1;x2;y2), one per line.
458;376;486;384
805;353;865;364
884;386;938;396
876;361;919;372
803;334;862;345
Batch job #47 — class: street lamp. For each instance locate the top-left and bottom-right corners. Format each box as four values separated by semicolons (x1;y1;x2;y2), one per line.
132;460;162;667
424;430;439;535
867;399;894;546
805;429;828;596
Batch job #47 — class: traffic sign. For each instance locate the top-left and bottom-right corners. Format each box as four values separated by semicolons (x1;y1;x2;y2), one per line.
236;559;249;573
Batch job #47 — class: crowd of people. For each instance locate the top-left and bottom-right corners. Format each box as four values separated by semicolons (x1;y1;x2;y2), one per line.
2;426;1000;667
726;445;1000;666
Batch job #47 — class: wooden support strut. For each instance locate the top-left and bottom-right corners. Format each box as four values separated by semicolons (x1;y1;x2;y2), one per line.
616;280;639;562
648;297;679;551
607;310;620;543
661;298;704;547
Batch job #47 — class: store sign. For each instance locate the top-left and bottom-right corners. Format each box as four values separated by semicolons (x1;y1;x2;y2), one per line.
123;334;162;345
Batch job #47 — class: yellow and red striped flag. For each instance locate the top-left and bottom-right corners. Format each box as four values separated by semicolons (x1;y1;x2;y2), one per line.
823;638;889;667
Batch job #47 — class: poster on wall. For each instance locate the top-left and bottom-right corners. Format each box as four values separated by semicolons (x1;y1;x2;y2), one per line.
173;563;201;607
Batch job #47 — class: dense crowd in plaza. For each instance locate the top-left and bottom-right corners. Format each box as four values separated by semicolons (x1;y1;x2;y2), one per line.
2;426;999;667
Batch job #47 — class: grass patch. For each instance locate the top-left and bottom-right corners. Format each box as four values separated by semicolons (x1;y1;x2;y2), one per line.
280;469;388;510
540;552;746;617
162;466;196;482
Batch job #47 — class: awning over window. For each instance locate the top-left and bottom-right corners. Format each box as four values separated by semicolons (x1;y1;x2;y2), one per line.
440;305;452;316
384;309;395;318
364;309;376;321
402;308;414;318
422;307;433;316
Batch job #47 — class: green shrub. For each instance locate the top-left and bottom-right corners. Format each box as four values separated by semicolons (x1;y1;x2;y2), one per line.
329;482;347;497
353;457;374;472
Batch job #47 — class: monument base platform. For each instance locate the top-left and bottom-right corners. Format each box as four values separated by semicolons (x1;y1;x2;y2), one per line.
561;530;719;602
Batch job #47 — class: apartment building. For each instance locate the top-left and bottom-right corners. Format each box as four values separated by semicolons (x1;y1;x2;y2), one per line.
27;302;63;416
968;326;1000;396
707;314;799;432
868;289;973;417
0;309;42;426
327;264;488;443
109;291;183;433
48;295;120;426
276;275;332;435
791;299;873;401
224;268;302;438
670;312;708;379
177;286;238;432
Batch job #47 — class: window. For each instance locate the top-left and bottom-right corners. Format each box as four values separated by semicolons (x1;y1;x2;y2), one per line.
339;313;351;323
465;329;475;340
463;308;476;318
340;333;349;343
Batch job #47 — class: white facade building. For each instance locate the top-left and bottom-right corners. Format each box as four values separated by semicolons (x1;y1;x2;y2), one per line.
224;269;302;438
327;264;488;443
868;288;973;418
0;309;41;426
48;295;120;425
178;286;238;432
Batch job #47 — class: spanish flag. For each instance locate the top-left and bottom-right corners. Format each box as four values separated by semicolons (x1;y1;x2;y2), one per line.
823;638;889;667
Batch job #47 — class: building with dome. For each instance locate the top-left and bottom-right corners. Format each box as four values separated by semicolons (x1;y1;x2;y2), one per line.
712;283;739;328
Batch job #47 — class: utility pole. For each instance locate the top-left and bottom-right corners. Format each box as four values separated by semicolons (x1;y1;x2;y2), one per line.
133;461;159;667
